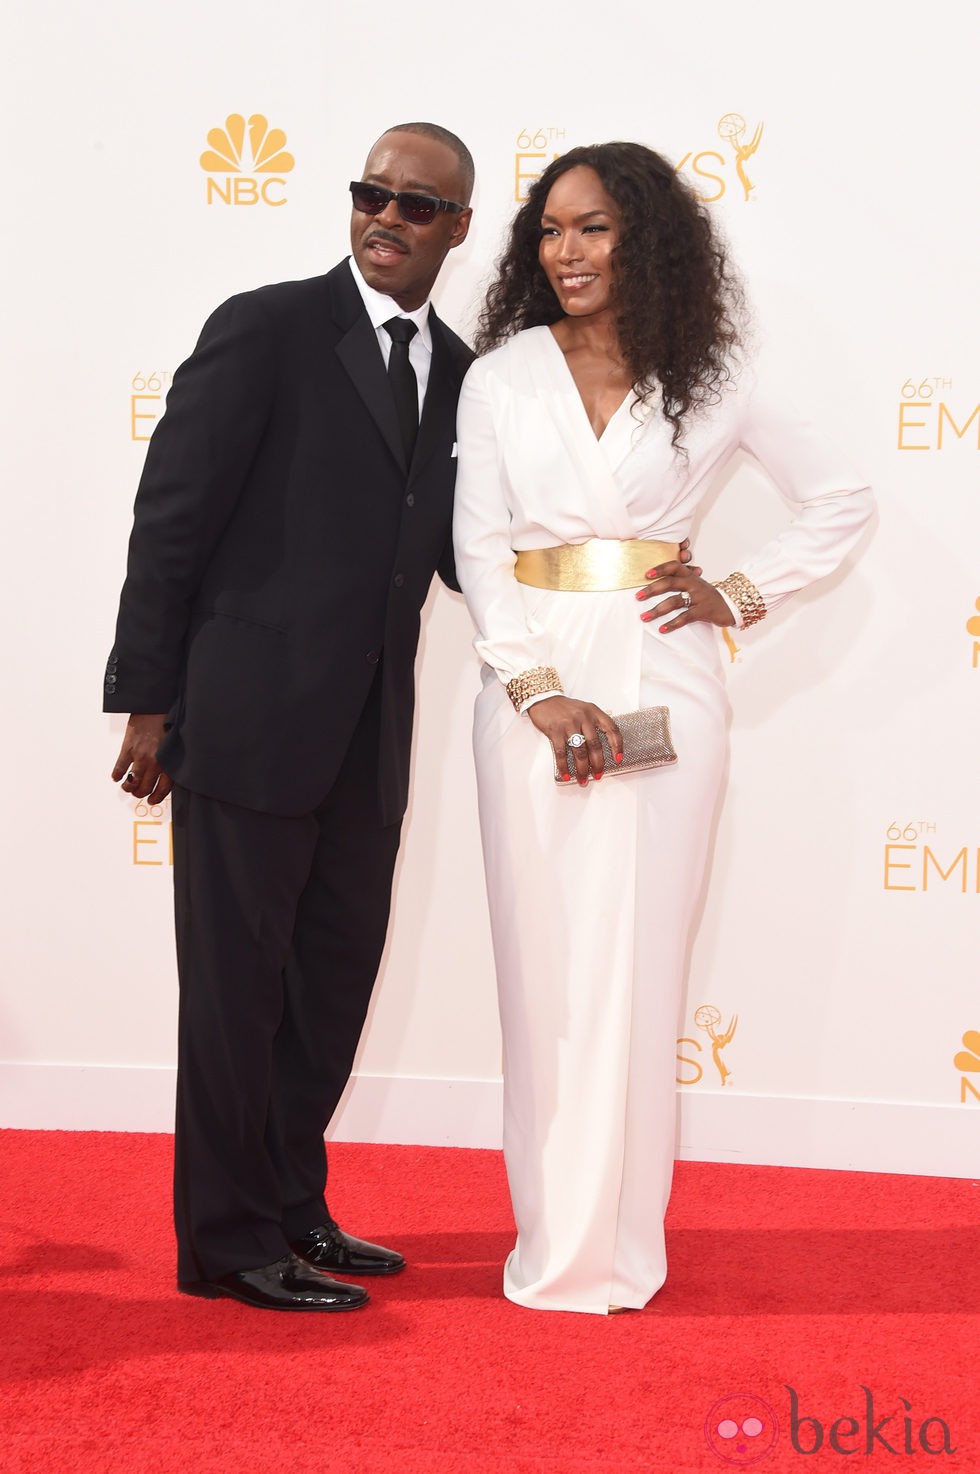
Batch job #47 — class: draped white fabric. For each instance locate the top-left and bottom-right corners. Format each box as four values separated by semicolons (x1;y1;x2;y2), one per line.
454;328;873;1311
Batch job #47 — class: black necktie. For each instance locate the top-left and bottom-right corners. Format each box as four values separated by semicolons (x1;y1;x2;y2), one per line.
383;317;419;463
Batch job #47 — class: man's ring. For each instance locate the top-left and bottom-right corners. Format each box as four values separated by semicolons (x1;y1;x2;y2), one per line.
567;733;587;749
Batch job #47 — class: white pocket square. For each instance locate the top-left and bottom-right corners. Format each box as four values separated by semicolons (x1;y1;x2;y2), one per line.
451;442;458;458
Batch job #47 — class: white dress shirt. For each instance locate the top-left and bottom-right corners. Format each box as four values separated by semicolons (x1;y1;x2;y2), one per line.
347;256;432;418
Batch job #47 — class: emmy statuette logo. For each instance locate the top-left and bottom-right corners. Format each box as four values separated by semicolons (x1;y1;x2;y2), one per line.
677;1003;739;1086
717;113;764;200
675;111;764;203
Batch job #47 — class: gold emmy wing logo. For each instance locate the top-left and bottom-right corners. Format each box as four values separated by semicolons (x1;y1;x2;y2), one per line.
200;113;294;206
954;1029;980;1104
677;1003;738;1086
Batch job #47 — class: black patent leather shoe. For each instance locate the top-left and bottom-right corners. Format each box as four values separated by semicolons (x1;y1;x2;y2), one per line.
177;1251;369;1310
290;1219;406;1276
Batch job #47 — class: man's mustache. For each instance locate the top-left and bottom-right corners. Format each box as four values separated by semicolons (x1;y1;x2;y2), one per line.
365;229;408;253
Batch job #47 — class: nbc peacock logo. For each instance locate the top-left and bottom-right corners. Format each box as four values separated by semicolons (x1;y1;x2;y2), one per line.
200;113;294;207
967;595;980;669
954;1029;980;1105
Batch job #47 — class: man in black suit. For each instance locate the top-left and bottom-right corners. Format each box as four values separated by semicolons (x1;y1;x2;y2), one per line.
104;123;474;1311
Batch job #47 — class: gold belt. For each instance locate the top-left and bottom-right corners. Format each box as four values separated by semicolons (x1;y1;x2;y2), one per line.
513;539;679;592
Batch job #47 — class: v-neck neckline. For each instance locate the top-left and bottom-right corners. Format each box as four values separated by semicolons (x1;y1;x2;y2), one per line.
543;325;633;443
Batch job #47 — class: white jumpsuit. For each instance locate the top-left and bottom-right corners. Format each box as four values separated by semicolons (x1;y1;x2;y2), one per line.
453;326;872;1313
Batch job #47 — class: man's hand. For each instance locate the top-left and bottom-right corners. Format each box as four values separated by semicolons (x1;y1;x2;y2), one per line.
111;714;172;804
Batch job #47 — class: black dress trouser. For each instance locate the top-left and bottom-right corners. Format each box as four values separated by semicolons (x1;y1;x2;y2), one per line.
170;675;402;1282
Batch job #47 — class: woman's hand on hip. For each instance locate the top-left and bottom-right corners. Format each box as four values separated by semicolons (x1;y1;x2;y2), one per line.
635;558;734;634
527;696;622;785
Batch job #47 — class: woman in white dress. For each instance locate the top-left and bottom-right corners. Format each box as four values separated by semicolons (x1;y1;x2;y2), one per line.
453;143;872;1315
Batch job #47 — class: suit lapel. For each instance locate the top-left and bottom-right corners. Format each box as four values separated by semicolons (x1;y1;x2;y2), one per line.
330;264;406;472
329;265;470;482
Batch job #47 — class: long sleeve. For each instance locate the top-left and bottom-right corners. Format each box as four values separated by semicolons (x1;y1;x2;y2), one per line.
453;359;559;689
723;390;874;625
455;339;874;657
104;291;277;713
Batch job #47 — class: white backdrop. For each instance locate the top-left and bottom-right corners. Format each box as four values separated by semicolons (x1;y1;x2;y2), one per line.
2;0;977;1176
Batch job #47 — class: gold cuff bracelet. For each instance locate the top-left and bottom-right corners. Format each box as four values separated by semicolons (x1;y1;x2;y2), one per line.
714;571;767;629
505;666;563;712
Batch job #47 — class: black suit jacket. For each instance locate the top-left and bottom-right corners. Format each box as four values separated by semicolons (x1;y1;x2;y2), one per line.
104;261;474;821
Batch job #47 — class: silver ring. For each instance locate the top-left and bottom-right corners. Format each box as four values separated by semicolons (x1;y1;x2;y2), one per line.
567;733;587;749
680;592;692;609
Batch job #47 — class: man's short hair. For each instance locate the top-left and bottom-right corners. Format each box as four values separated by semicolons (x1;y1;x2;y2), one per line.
384;122;475;204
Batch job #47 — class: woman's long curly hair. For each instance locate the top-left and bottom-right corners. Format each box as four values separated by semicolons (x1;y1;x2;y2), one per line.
475;142;746;448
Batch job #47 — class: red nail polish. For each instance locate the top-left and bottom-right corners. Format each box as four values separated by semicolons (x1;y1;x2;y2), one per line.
634;589;645;600
640;611;652;622
614;753;624;764
659;625;669;633
594;771;603;781
578;778;588;787
645;568;658;579
561;773;571;782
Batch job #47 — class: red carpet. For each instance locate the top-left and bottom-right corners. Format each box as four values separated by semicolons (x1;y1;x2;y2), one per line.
1;1131;977;1472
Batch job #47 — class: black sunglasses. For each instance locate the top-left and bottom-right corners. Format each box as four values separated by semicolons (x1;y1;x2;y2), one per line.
349;180;465;226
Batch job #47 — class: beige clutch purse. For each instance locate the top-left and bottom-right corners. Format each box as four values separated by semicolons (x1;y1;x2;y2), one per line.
553;706;678;784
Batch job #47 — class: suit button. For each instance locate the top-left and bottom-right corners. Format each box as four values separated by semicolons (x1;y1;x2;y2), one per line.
405;493;415;507
365;650;380;664
393;573;405;588
107;657;118;669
